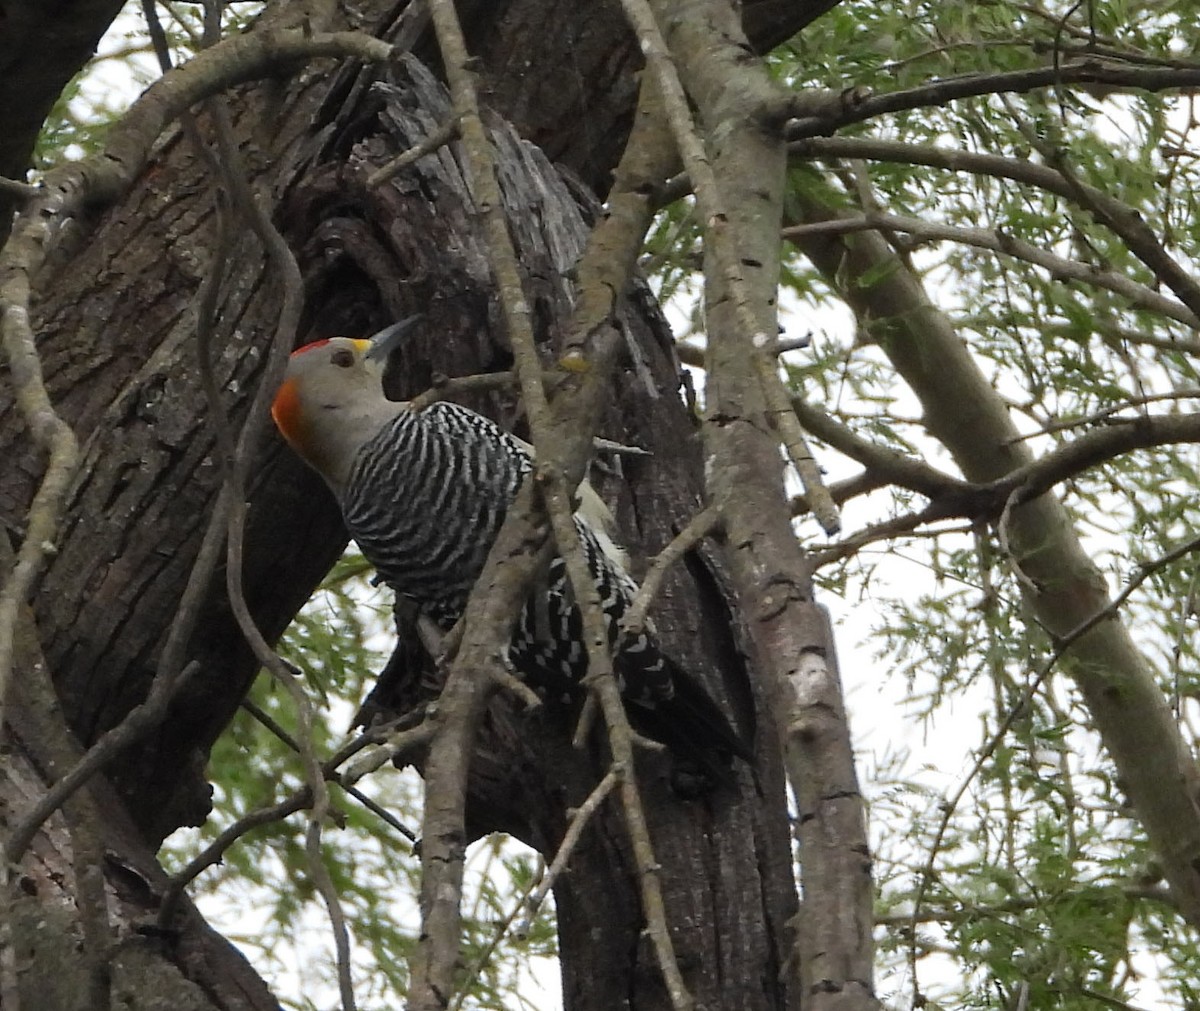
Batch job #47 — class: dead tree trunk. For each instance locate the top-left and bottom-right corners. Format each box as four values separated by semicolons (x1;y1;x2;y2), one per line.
1;2;837;1007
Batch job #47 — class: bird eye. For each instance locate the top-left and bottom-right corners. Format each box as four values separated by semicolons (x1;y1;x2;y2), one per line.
330;347;355;368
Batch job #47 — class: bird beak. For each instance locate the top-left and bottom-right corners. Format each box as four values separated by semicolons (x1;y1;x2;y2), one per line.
364;316;422;362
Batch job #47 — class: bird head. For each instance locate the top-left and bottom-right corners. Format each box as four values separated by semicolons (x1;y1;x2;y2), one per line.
271;335;398;495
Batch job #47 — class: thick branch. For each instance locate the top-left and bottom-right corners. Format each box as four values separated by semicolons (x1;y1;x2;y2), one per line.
788;193;1200;929
645;1;875;1006
791;398;970;500
1000;412;1200;503
786;60;1200;140
781;214;1199;329
623;0;839;533
798;399;1200;519
790;134;1200;322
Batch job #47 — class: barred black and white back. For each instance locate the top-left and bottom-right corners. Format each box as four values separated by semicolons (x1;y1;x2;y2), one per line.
344;402;529;624
342;400;749;770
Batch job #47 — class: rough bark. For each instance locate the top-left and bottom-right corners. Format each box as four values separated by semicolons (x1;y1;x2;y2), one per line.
2;558;280;1011
646;1;877;1004
0;0;837;1006
415;0;840;195
0;0;836;238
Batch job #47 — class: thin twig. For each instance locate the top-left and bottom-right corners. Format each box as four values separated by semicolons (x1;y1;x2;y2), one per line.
592;435;652;458
338;720;438;786
1001;91;1200;324
1008;388;1200;440
407;370;518;411
306;819;355;1010
515;767;621;936
1101;289;1200;355
877;883;1175;926
161;788;312;925
0;177;39;201
810;516;976;567
786;60;1200;142
487;664;544;711
241;698;419;842
621;504;721;636
570;694;598;751
160;715;429;926
775;336;812;355
447;861;543;1011
790;471;888;517
367;115;461;188
407;372;650;480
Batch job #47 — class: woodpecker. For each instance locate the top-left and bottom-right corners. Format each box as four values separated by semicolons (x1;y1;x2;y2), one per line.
271;325;750;776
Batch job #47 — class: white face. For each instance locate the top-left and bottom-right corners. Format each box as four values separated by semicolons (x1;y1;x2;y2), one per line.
271;336;392;492
273;337;374;433
295;336;377;399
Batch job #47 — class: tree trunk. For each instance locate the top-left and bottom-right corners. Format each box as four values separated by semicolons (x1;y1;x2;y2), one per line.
1;1;836;1007
0;0;129;243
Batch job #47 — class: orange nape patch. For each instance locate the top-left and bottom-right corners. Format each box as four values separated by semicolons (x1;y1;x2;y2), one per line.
270;376;306;448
